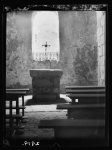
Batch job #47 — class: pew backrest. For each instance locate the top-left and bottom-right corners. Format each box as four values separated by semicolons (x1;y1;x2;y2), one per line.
65;86;106;104
57;103;105;109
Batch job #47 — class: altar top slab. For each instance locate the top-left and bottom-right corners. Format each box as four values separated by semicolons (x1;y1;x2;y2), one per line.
30;69;62;71
30;69;63;77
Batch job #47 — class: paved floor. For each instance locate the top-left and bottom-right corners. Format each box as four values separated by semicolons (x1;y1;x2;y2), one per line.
5;94;72;147
5;95;68;141
5;95;106;147
13;111;67;140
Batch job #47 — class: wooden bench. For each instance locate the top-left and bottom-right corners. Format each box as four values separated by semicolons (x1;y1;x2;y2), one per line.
65;86;105;104
6;89;29;116
5;89;29;137
5;114;24;137
38;119;105;139
57;103;105;119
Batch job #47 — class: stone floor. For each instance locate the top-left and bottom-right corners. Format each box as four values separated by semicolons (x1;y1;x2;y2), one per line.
4;96;106;147
14;110;67;139
6;95;68;140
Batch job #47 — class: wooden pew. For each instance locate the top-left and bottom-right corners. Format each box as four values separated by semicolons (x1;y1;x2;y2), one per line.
65;86;105;104
38;119;105;139
57;86;105;119
57;103;105;119
5;89;29;137
66;86;105;90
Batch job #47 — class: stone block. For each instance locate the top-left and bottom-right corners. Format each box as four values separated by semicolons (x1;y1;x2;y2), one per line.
98;36;102;46
101;66;105;77
98;58;102;67
98;64;104;77
101;35;104;45
102;45;105;56
97;39;100;46
99;66;105;86
30;69;63;103
102;79;105;86
99;27;102;36
102;25;105;35
97;28;100;36
101;56;105;66
101;15;105;26
98;46;103;57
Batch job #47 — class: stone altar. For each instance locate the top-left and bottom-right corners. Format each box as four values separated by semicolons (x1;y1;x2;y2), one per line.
30;69;63;103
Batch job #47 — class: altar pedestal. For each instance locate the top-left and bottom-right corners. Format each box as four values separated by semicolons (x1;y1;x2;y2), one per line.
30;69;63;103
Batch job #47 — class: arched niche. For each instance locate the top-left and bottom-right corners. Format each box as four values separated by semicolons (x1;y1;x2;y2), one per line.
32;11;60;62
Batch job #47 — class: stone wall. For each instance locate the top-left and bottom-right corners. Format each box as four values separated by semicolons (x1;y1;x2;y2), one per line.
6;11;98;92
96;11;105;86
59;11;97;89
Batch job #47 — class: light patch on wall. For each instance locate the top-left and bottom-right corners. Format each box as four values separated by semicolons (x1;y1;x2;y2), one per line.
96;11;106;86
32;11;60;61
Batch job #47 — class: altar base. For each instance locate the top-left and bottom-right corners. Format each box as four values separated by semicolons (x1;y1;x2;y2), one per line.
30;69;63;104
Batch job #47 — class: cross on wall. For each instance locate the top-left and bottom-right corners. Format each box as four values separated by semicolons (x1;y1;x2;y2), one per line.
42;41;51;56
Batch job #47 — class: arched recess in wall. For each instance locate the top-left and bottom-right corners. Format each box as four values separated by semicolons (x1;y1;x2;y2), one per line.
32;11;60;62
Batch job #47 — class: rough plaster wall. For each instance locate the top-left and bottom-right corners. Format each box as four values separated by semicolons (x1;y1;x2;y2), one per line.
6;11;97;91
97;12;105;86
59;11;97;88
6;12;32;88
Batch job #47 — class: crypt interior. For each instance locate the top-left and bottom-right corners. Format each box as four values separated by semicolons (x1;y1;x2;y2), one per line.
5;10;106;147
